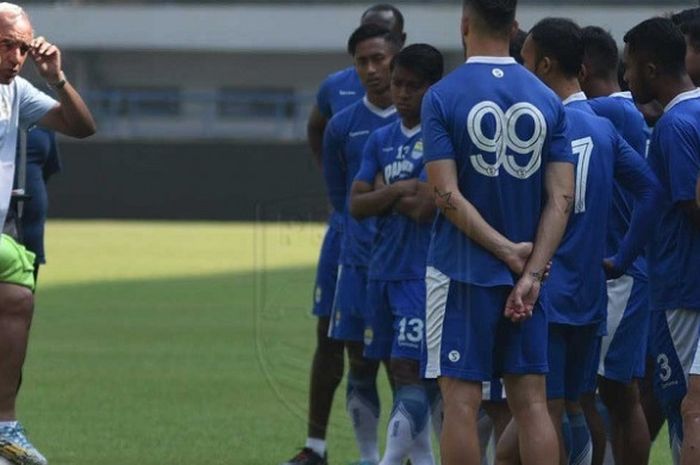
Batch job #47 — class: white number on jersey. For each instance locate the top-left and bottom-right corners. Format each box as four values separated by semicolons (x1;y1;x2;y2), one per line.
467;101;547;180
571;137;594;214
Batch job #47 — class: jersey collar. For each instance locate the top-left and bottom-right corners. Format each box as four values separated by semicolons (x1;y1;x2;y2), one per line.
363;95;396;118
609;91;633;100
465;56;517;65
400;123;421;138
562;91;588;106
665;88;700;112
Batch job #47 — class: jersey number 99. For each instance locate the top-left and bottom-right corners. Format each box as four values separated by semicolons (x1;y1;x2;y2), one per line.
467;101;547;180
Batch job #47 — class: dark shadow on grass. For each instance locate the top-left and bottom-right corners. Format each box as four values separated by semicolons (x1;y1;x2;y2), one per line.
21;266;361;465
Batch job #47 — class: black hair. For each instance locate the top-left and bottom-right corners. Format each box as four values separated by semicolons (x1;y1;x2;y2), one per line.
347;23;402;56
463;0;517;35
671;7;700;27
390;43;444;85
681;18;700;51
362;4;404;33
581;26;619;80
624;17;687;76
529;17;583;78
509;28;527;64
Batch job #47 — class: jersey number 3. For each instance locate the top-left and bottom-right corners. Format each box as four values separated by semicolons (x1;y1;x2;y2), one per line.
467;101;547;180
572;136;594;214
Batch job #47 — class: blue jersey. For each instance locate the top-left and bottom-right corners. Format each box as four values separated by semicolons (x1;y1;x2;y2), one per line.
422;57;573;286
545;105;659;325
355;121;430;280
316;67;365;119
589;92;651;281
14;127;60;264
323;96;398;267
647;89;700;312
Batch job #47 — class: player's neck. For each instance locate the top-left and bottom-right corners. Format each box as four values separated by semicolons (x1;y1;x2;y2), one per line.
586;79;621;99
656;74;697;109
464;35;510;59
552;78;584;102
366;91;393;110
402;116;420;129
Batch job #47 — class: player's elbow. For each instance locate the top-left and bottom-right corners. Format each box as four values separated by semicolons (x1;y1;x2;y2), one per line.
349;196;369;220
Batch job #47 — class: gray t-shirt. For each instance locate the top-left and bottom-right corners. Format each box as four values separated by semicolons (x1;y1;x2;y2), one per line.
0;76;57;230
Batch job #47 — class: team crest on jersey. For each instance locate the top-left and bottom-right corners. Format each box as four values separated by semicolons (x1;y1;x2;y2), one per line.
0;95;10;121
335;309;342;323
411;140;424;160
314;286;322;304
364;327;374;346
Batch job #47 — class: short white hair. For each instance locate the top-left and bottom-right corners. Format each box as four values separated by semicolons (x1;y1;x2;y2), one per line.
0;3;26;22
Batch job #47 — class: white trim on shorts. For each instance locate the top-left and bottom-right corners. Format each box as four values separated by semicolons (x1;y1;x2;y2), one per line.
664;309;700;379
598;275;634;376
425;266;450;379
327;264;344;338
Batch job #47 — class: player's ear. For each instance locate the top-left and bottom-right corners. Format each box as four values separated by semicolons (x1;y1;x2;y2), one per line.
645;61;657;81
461;14;470;40
509;21;519;40
578;62;588;84
540;56;553;75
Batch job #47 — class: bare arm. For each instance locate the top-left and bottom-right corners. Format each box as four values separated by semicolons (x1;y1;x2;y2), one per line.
680;200;700;231
31;36;95;138
394;181;437;223
505;161;574;321
307;105;328;169
349;176;417;220
426;159;533;274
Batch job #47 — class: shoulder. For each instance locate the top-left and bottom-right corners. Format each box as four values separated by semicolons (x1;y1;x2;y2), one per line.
322;67;357;88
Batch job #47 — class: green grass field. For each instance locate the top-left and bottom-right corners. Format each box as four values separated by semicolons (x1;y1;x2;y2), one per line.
18;221;671;464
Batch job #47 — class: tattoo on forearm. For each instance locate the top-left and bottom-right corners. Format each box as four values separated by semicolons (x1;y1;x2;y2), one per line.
563;194;574;214
529;270;545;282
434;187;457;211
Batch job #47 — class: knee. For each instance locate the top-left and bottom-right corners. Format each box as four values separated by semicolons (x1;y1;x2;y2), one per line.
440;378;481;420
390;358;420;388
0;285;33;320
681;394;700;426
347;344;378;378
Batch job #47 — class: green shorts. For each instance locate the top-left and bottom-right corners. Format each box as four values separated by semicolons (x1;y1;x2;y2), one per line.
0;234;35;291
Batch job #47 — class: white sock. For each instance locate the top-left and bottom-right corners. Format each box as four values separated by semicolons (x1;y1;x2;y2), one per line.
347;385;380;462
408;420;436;465
0;421;17;429
305;437;326;457
601;439;614;465
380;405;415;465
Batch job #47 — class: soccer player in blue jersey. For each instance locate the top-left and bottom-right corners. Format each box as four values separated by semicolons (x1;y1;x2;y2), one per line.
323;24;401;465
509;18;662;465
578;25;657;465
421;1;576;464
349;43;443;465
285;6;406;465
623;17;700;465
308;4;406;166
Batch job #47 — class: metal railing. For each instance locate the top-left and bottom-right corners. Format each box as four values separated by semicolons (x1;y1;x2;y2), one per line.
83;89;316;141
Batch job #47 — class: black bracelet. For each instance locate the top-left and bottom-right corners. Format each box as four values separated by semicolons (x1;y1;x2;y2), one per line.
51;72;67;90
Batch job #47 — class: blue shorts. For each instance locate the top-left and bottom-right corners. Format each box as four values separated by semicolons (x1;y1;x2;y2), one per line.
327;264;367;342
547;323;599;401
311;218;342;317
422;267;549;381
598;275;650;383
364;279;426;361
651;309;700;410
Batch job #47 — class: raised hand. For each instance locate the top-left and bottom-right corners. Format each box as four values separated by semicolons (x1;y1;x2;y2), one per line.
30;36;62;83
